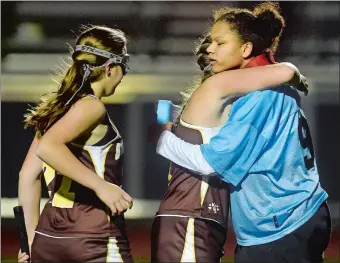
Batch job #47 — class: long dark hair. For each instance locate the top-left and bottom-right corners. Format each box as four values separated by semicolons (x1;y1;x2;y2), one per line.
24;25;127;137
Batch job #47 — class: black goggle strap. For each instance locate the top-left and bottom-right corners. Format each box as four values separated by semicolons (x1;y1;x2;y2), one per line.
65;64;93;106
65;45;130;106
74;45;130;71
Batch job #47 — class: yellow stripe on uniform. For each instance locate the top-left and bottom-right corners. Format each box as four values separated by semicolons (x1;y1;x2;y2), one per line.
106;237;124;262
180;218;196;262
85;144;113;179
42;162;55;186
168;163;173;182
85;144;113;222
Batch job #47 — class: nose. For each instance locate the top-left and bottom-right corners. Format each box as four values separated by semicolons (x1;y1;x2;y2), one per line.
206;42;215;54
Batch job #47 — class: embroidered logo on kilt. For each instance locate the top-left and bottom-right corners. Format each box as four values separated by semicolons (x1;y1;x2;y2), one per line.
208;202;220;214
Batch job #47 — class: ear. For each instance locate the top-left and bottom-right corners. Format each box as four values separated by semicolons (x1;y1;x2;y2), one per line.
105;63;114;77
241;42;253;59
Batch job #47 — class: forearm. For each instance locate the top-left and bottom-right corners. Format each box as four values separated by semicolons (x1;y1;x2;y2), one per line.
280;62;301;87
18;175;41;246
235;63;296;94
213;63;298;99
156;131;215;175
36;141;103;192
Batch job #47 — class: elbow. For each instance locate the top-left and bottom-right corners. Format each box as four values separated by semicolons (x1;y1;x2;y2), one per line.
282;62;300;86
35;137;51;160
35;141;44;159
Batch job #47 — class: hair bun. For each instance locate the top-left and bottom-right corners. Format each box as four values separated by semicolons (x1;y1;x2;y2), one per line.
253;2;285;40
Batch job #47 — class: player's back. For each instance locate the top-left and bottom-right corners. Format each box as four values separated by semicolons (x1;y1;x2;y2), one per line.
36;113;125;238
219;86;329;245
157;119;230;228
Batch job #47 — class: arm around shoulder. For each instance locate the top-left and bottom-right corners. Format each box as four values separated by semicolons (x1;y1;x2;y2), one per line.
199;62;299;100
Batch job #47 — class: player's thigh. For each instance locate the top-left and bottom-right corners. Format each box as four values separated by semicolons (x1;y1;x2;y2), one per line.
151;216;187;262
194;218;226;261
151;216;226;262
31;234;133;262
31;233;77;262
84;236;134;262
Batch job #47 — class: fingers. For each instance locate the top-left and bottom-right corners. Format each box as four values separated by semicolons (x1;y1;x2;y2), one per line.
119;199;129;213
102;183;133;215
300;75;309;95
110;199;131;216
114;201;124;215
109;204;117;216
19;255;29;263
122;192;133;209
165;122;173;131
18;250;29;263
123;194;133;209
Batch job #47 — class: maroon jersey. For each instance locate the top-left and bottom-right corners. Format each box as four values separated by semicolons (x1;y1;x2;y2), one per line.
156;120;230;228
36;114;127;238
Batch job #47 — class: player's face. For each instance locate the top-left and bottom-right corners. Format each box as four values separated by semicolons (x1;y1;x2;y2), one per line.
207;21;245;73
105;65;124;96
104;45;127;97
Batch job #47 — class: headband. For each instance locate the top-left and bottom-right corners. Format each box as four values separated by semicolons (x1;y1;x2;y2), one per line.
65;45;130;106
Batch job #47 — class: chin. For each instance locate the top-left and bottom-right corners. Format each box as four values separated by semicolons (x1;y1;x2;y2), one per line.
213;64;239;73
211;64;220;73
212;68;224;74
108;90;116;96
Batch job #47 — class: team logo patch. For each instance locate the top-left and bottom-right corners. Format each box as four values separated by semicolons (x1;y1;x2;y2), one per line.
208;202;220;214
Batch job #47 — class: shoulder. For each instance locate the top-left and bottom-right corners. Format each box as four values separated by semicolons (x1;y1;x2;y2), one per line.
70;96;106;118
192;71;238;100
58;96;106;128
197;70;255;99
199;71;234;94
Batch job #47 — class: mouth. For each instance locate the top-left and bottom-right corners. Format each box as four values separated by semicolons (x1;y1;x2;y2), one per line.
209;59;217;65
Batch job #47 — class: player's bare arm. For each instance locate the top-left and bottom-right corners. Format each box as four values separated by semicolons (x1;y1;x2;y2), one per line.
36;96;133;214
18;135;42;251
181;63;304;126
198;62;300;101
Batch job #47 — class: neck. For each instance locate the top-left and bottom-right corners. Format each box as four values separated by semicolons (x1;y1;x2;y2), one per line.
90;82;104;99
243;51;276;68
240;57;253;69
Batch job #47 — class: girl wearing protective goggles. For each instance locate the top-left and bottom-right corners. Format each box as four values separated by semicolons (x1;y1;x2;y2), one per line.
18;25;134;263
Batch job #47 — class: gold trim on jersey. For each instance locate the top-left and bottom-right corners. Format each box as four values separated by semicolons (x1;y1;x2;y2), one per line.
85;144;114;223
106;237;124;262
42;162;75;208
85;144;113;179
180;218;196;262
52;176;75;208
42;162;55;186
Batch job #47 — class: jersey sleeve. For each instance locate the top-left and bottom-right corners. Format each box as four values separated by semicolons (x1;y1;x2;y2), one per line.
200;91;277;186
156;131;215;175
200;121;267;186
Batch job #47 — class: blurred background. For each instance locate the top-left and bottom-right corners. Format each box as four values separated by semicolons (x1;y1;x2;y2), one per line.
1;1;339;262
